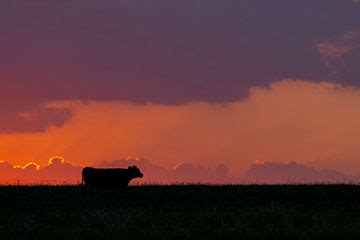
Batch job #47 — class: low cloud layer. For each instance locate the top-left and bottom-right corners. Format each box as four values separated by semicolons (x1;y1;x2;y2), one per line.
0;156;81;184
243;161;357;184
2;156;360;185
98;157;231;183
4;80;360;175
0;156;232;184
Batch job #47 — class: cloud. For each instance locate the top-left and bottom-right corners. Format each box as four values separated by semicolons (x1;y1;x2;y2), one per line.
0;161;18;179
316;42;353;59
41;156;81;182
316;29;360;75
0;104;73;133
4;80;360;175
317;29;360;59
97;157;231;184
0;1;359;133
15;162;40;171
0;156;232;184
243;161;353;184
173;163;229;183
3;155;360;185
0;156;81;185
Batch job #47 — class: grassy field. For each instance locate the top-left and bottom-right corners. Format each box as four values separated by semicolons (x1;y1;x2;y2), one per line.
1;185;360;239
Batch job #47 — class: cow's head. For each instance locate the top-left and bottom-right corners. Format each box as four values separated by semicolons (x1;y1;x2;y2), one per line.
128;165;144;178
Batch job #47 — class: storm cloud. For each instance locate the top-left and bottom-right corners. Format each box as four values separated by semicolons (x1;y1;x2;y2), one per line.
0;104;73;133
0;1;359;132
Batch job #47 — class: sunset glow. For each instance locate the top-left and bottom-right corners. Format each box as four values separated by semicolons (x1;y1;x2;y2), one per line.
0;1;359;184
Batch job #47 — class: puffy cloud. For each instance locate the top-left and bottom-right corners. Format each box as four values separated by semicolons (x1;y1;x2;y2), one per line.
0;156;81;185
48;156;65;165
15;162;40;171
41;156;81;182
5;155;360;185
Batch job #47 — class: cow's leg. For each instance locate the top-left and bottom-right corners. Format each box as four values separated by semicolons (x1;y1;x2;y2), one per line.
118;187;127;198
83;185;94;196
113;186;125;197
81;183;86;194
82;182;92;195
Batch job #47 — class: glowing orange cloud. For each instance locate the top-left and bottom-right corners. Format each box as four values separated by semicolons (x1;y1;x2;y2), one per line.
2;80;360;176
0;156;81;185
14;162;40;170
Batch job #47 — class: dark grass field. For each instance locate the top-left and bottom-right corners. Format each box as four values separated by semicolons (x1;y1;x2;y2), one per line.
1;185;360;239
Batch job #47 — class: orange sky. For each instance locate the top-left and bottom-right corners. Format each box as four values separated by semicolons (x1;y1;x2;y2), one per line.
0;1;359;184
1;80;360;177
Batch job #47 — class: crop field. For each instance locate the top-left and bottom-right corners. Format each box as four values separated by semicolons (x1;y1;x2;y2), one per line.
1;185;360;239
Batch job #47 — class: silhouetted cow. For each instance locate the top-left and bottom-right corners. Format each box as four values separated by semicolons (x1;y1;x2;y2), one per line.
82;166;143;192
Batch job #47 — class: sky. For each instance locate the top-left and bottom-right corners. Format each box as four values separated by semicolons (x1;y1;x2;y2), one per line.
0;1;359;183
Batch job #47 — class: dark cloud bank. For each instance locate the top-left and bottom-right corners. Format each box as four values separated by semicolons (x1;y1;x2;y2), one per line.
0;105;73;133
1;157;360;185
0;1;359;133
